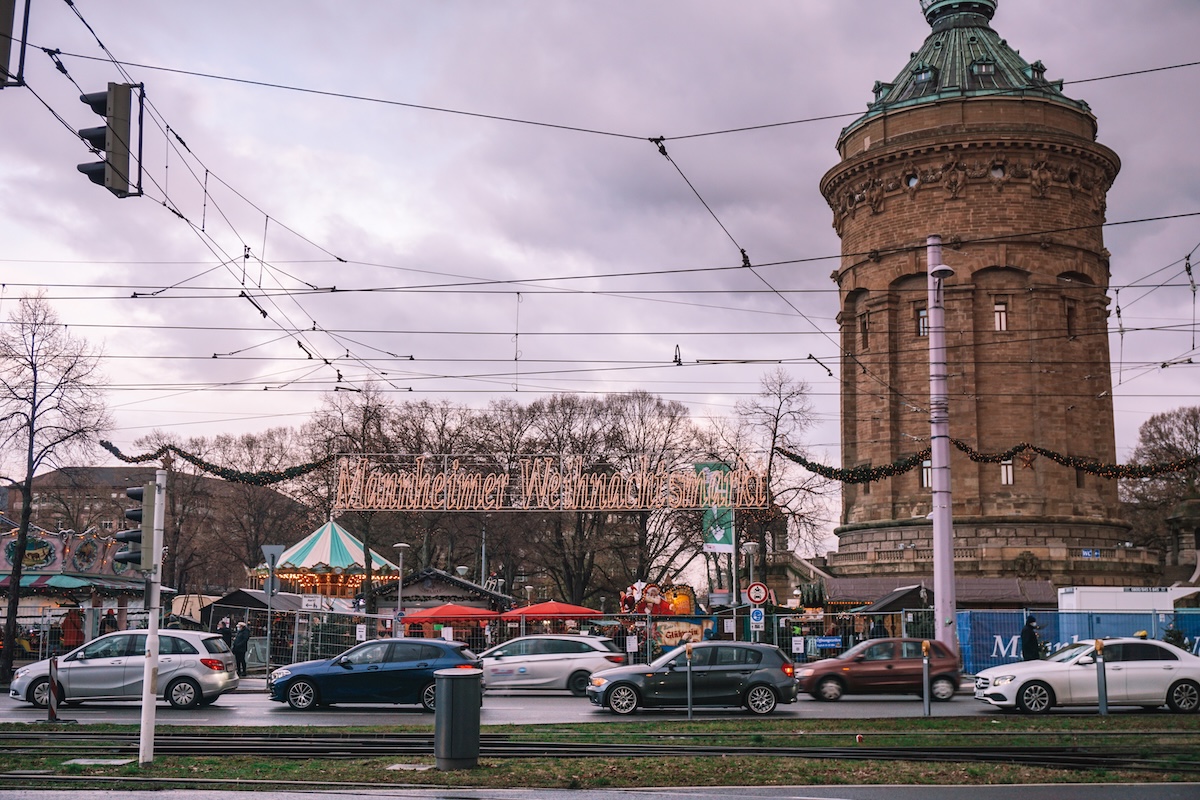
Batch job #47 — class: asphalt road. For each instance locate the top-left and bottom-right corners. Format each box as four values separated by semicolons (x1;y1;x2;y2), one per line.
2;680;1179;726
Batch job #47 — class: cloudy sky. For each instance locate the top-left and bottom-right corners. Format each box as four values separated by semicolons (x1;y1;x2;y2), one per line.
2;1;1198;522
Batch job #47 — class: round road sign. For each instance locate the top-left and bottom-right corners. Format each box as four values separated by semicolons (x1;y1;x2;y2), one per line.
746;581;769;604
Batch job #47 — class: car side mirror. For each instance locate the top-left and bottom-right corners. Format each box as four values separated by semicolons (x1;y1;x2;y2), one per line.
1077;655;1095;666
854;655;866;663
337;656;353;668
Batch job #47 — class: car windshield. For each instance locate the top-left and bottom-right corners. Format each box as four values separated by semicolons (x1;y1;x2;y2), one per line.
1046;641;1092;663
838;640;874;660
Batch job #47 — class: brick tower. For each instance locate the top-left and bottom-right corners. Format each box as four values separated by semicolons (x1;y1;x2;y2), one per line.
819;0;1158;586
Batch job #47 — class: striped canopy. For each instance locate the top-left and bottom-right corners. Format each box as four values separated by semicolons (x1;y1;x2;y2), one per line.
267;520;400;574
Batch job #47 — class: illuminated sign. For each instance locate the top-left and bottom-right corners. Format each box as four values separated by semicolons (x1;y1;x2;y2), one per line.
333;456;769;512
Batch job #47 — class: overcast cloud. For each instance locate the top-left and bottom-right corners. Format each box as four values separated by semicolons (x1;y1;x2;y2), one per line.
2;1;1198;535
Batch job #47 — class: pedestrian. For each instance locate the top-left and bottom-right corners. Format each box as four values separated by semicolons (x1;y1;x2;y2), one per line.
99;609;119;635
869;617;889;639
61;608;84;649
216;617;232;647
232;621;250;677
1020;615;1040;661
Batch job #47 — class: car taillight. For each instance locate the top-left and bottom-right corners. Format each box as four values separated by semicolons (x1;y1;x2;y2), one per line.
781;663;795;678
453;663;477;669
200;658;226;671
605;655;626;664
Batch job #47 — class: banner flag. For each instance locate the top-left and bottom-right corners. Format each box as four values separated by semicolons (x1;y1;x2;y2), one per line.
696;463;735;553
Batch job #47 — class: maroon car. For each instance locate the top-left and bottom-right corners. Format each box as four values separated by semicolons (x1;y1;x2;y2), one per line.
797;637;960;701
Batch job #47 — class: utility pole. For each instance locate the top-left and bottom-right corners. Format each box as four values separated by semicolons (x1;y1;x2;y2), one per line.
137;468;166;766
927;235;957;651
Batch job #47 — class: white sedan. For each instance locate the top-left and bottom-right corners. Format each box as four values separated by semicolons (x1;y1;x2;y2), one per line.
974;637;1200;714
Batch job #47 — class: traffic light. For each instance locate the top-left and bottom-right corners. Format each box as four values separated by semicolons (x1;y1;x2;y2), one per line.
115;482;155;570
77;82;131;197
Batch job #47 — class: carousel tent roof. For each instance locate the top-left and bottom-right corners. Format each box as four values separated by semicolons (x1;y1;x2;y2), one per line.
264;519;400;574
500;600;601;619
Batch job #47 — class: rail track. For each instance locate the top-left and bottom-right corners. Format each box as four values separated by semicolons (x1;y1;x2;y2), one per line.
0;729;1197;776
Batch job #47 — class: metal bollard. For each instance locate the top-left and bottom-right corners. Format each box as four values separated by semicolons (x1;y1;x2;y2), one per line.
921;640;931;717
1095;639;1108;716
434;668;482;770
47;656;59;722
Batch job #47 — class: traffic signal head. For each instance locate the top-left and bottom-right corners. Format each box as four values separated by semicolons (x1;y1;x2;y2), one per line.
115;482;155;570
77;82;131;197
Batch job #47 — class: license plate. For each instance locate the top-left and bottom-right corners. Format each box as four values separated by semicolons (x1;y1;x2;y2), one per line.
973;689;986;699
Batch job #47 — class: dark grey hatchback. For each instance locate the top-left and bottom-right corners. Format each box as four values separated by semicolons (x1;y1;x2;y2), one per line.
586;641;797;715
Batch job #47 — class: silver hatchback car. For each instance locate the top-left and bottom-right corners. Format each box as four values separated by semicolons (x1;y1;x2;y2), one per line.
9;628;240;709
480;634;626;696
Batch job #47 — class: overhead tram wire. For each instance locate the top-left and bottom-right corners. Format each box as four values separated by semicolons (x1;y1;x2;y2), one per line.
27;17;1200;407
39;46;1200;142
44;10;409;398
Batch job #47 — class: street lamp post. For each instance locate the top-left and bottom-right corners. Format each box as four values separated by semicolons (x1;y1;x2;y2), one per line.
393;542;410;635
741;541;760;642
927;235;958;652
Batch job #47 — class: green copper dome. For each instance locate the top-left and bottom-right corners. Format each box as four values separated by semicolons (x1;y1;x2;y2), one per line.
845;0;1091;134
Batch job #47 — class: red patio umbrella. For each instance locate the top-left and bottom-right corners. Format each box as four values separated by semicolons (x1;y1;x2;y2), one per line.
500;600;601;619
400;602;499;622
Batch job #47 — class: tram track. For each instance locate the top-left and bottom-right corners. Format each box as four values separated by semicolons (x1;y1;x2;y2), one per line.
0;730;1196;776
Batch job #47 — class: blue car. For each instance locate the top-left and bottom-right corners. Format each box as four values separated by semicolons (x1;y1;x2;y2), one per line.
267;637;481;711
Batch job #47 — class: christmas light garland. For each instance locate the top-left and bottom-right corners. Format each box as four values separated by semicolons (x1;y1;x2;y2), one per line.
103;439;1198;488
776;441;1200;484
100;441;337;486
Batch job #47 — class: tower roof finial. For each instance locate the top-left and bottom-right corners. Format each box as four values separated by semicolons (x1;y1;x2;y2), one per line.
920;0;997;26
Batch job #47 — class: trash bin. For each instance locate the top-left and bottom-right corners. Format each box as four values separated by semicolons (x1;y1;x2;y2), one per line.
434;667;482;770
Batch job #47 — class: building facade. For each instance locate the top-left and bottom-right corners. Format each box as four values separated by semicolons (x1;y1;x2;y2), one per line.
818;0;1158;586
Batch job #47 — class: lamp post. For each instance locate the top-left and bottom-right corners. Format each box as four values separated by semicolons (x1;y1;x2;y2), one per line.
927;235;958;652
741;540;760;588
393;542;410;634
741;541;760;642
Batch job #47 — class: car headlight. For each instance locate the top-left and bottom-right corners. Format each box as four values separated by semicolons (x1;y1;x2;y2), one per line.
798;668;814;678
589;676;608;688
269;668;291;681
991;675;1016;687
14;667;29;679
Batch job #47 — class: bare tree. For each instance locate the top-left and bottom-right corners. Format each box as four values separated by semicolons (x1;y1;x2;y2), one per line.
605;391;701;592
0;294;110;679
702;369;835;586
1121;406;1200;555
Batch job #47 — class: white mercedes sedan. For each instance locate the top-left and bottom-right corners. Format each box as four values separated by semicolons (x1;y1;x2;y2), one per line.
974;637;1200;714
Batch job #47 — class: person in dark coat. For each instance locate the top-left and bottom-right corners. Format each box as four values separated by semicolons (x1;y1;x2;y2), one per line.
99;609;119;635
1020;615;1041;661
232;621;250;676
869;618;889;639
216;618;232;647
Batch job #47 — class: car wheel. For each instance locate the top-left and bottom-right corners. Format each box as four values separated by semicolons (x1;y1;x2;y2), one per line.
567;671;591;698
1167;680;1200;713
28;676;52;709
745;684;778;715
420;682;437;712
166;677;202;709
286;679;319;710
607;684;640;715
815;676;844;701
930;676;957;702
1015;680;1054;714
